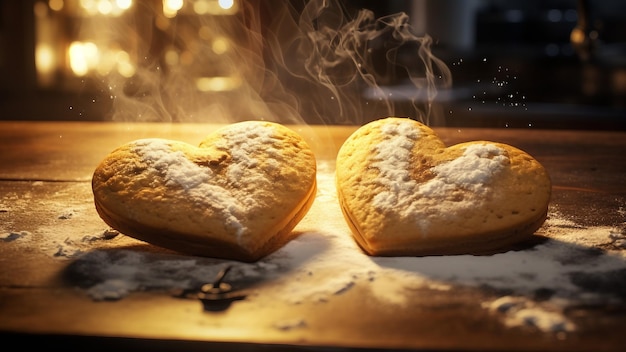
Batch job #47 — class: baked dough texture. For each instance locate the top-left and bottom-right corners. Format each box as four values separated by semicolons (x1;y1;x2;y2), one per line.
92;121;317;262
336;117;551;256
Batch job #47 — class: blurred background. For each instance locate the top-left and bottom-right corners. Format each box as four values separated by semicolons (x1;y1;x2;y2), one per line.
1;0;625;129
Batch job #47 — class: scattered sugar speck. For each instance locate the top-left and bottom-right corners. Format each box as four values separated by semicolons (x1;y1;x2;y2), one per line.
7;161;625;335
88;279;137;301
1;231;30;242
273;318;307;331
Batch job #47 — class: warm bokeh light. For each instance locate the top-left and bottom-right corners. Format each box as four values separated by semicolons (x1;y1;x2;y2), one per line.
211;37;229;55
116;0;132;10
34;0;240;89
69;41;99;76
97;0;113;15
35;44;57;76
164;49;179;66
48;0;64;11
163;0;183;18
68;42;135;77
218;0;233;10
115;51;136;77
79;0;133;16
196;76;241;92
193;0;209;14
193;0;237;15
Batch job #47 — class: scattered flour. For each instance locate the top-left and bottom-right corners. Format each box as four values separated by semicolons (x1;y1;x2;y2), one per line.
0;188;123;258
2;161;625;335
0;231;31;242
273;318;308;331
88;279;137;301
610;230;626;249
484;296;576;333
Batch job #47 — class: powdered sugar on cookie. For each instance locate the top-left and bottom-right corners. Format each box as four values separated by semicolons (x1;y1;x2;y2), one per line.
134;139;247;238
93;121;316;260
372;121;508;229
371;120;421;211
421;143;508;197
133;124;282;241
131;123;299;243
135;139;213;190
214;122;275;186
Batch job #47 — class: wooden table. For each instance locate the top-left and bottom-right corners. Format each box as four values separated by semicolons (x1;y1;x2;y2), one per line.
1;121;625;351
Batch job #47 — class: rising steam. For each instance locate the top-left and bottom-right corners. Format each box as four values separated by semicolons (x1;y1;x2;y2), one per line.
104;0;451;125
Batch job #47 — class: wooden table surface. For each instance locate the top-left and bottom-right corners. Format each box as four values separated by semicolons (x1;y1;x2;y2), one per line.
0;121;625;351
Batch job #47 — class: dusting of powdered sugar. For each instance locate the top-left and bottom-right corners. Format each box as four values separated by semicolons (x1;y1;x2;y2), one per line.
371;121;422;211
135;139;213;191
371;121;508;232
213;123;274;185
210;123;285;212
420;143;507;197
134;139;246;237
133;124;278;240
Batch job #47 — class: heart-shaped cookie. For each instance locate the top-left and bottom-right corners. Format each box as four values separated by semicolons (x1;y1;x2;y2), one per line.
336;117;551;256
92;121;317;262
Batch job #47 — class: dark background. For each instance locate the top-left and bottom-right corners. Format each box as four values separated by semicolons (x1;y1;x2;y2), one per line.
1;0;625;129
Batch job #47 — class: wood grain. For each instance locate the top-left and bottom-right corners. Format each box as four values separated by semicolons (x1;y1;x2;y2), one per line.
0;122;625;351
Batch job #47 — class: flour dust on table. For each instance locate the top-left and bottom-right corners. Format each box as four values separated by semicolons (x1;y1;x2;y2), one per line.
1;161;625;334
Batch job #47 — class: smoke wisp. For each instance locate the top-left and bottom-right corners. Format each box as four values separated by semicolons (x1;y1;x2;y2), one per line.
101;0;451;125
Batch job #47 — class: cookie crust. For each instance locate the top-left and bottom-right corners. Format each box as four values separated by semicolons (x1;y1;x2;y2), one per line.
92;121;317;261
336;117;551;256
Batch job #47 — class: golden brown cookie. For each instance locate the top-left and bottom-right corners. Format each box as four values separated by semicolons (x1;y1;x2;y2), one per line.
92;121;317;262
336;117;551;256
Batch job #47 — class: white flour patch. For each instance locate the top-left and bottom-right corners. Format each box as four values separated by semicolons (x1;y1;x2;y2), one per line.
87;279;137;301
371;120;421;212
422;143;507;197
0;185;127;258
484;296;576;333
